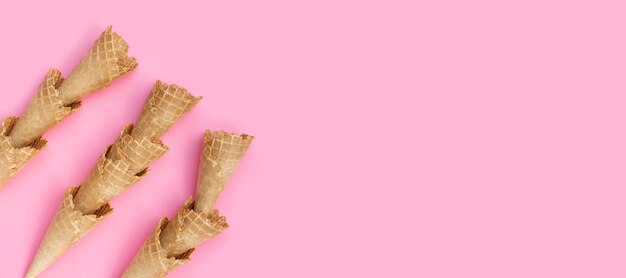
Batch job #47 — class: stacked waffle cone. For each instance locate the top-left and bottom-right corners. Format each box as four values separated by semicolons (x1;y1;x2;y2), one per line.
0;26;137;188
26;81;201;278
123;131;254;277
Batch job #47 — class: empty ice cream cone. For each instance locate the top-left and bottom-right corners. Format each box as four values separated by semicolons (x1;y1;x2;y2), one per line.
1;26;137;188
195;131;254;212
26;187;112;278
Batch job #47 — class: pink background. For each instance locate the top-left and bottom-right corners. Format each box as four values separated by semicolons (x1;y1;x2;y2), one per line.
0;0;624;277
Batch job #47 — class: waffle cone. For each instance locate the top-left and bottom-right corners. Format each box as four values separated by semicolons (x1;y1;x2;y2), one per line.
122;218;194;278
10;69;81;148
123;202;228;278
123;129;251;275
26;186;112;278
195;131;254;212
132;80;201;140
57;26;137;105
0;117;47;188
159;198;229;257
1;26;136;187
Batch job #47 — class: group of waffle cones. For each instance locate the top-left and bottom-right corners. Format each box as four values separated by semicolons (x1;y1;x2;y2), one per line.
0;26;137;187
123;131;253;277
0;26;254;277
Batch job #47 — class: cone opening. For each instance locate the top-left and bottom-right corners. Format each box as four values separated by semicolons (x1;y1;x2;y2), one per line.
203;131;255;154
204;130;255;141
102;26;137;70
152;81;202;107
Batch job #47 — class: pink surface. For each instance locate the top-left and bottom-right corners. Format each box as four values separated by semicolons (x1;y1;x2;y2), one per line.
0;0;624;277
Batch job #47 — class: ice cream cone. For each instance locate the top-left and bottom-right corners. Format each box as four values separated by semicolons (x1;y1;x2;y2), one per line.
10;69;81;148
122;218;195;278
26;186;112;278
0;117;46;187
195;131;254;212
1;26;137;188
57;26;137;105
123;129;253;275
132;80;201;140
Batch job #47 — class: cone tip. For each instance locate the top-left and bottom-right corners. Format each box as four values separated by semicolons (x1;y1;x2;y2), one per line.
25;256;48;278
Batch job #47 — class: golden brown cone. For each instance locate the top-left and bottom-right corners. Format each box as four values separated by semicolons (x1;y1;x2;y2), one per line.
195;131;254;212
57;26;137;105
159;198;229;257
132;80;202;140
123;129;253;275
10;69;81;148
26;186;112;278
122;218;195;278
0;117;46;188
1;26;136;187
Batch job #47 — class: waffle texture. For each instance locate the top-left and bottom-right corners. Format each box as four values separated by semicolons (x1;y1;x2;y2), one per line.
73;126;168;213
73;81;200;214
123;200;228;278
195;131;254;212
57;26;137;105
133;80;201;139
1;26;136;188
0;117;46;187
26;187;112;278
10;69;80;148
159;198;228;256
28;81;200;276
122;219;194;278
